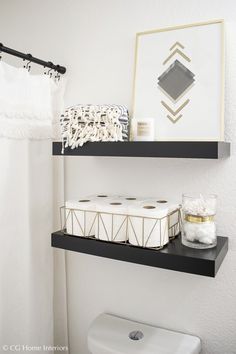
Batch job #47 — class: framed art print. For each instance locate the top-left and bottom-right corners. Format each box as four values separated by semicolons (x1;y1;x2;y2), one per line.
132;20;225;141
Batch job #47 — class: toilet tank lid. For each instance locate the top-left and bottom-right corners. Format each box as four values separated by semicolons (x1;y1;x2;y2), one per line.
87;313;201;354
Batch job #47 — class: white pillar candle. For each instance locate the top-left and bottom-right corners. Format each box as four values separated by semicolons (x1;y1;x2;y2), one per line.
132;118;155;141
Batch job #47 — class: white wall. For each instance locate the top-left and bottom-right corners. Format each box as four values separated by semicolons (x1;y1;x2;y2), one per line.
1;1;236;353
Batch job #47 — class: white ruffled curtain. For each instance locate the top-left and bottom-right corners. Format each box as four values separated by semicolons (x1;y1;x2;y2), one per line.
0;62;67;353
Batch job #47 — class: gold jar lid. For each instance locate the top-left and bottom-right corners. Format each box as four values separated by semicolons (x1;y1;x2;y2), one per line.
185;214;215;223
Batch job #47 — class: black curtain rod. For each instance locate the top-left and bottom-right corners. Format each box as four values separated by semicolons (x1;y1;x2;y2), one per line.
0;43;66;74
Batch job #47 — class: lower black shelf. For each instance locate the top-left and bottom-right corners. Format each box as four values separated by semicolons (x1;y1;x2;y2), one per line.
51;231;228;277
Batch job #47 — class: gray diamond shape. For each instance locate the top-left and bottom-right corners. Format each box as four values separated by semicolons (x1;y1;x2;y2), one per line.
158;60;195;101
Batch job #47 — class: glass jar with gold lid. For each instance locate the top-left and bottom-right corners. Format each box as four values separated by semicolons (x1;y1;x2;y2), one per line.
182;194;217;249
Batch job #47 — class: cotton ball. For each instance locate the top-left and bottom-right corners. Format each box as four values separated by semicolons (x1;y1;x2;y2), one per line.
184;222;197;242
184;221;216;245
197;223;216;244
198;235;215;245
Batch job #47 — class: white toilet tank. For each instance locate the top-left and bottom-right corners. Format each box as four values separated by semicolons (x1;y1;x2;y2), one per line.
88;313;201;354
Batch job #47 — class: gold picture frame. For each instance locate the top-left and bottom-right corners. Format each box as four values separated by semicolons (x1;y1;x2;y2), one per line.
132;20;225;141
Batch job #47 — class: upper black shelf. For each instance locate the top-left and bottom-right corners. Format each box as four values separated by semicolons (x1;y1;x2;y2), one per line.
52;231;228;277
53;141;230;159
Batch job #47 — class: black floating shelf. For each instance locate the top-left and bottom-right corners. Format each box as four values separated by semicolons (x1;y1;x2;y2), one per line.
52;231;228;277
52;141;230;159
